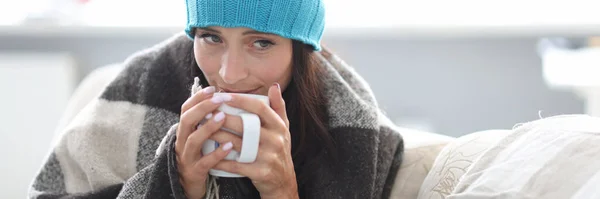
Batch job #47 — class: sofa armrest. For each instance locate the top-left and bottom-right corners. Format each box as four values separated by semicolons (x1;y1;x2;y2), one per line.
51;64;124;144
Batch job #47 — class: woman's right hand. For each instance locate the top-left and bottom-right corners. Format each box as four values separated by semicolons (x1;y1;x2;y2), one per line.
174;86;234;199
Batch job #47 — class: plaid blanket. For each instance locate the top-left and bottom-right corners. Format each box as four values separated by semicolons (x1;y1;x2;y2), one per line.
29;33;404;199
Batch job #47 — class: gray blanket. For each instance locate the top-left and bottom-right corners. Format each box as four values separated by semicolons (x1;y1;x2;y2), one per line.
29;33;404;199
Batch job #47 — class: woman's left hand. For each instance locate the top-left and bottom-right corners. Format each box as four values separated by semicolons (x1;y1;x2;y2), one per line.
214;83;298;199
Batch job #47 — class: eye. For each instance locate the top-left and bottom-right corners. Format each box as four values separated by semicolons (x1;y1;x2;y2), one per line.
199;33;222;44
253;40;275;50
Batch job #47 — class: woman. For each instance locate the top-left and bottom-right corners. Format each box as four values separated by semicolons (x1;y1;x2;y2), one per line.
29;0;404;198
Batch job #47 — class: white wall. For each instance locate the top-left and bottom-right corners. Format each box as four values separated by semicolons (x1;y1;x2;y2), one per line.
324;37;583;135
0;53;76;198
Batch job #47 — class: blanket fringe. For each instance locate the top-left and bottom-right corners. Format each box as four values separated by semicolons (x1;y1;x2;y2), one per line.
192;77;202;95
205;175;219;199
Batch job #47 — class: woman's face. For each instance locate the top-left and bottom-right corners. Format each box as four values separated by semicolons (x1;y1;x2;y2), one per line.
193;26;293;95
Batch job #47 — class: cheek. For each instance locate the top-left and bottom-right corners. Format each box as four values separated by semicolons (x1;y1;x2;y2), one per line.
194;42;221;77
253;53;293;83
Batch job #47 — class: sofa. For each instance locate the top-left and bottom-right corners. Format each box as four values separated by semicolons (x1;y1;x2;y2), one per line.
58;65;600;199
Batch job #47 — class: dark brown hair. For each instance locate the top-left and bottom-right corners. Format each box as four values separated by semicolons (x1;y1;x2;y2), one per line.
191;40;336;198
286;40;337;188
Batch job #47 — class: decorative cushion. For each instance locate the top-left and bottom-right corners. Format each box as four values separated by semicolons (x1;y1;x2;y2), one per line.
417;129;510;199
389;127;454;198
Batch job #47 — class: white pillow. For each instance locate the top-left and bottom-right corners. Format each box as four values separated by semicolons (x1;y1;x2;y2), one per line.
447;115;600;199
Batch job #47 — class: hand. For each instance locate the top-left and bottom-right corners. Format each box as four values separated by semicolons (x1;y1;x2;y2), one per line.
213;83;299;199
175;86;243;199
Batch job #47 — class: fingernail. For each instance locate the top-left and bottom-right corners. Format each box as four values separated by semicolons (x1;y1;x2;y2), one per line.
203;86;215;94
222;142;233;151
205;113;213;119
211;96;224;104
214;112;225;122
220;94;232;102
273;83;281;92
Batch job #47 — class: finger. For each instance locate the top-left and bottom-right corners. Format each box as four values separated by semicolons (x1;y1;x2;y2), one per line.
176;85;216;154
268;83;289;128
212;160;264;181
176;95;229;154
180;86;216;115
224;94;285;129
182;112;226;164
194;141;234;173
221;114;243;136
208;131;243;152
218;116;287;151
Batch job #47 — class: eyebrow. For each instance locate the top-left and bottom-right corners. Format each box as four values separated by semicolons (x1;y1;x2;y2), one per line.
197;28;276;36
197;27;220;34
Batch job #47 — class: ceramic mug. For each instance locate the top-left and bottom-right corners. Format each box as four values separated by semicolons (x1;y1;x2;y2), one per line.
202;93;269;177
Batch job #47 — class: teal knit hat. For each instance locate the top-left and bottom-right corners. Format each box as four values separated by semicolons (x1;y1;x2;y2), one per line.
185;0;325;51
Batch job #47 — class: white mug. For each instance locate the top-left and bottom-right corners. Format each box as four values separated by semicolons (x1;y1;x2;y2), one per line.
202;93;269;177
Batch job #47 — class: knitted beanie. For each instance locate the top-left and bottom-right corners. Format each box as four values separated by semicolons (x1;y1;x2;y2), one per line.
185;0;325;51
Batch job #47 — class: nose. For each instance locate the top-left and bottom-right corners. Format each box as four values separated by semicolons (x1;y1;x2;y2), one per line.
219;49;248;84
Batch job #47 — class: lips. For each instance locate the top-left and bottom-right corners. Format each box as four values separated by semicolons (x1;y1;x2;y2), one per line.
219;87;260;94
